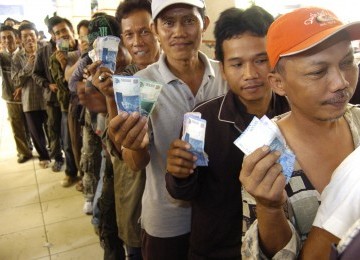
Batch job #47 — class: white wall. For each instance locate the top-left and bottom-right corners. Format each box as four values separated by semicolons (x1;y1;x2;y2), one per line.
76;0;237;58
201;0;235;58
55;0;91;34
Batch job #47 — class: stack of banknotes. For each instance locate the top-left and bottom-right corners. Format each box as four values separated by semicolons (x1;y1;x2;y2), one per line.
112;75;163;117
234;116;295;183
88;36;120;72
56;38;69;56
181;112;208;167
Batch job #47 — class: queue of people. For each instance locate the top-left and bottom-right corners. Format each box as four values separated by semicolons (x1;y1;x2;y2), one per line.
1;0;360;259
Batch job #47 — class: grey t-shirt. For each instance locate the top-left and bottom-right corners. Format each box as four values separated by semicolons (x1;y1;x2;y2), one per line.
136;52;228;237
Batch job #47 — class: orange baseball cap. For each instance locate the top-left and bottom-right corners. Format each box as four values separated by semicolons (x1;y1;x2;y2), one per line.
267;7;360;69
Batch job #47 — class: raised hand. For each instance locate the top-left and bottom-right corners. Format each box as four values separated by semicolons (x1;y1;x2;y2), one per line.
167;139;197;179
108;111;149;152
240;146;287;209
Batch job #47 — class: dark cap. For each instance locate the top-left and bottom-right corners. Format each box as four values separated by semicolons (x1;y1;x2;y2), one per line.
87;15;120;47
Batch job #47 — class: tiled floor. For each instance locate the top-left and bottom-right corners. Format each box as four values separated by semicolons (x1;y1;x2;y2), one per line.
0;82;103;259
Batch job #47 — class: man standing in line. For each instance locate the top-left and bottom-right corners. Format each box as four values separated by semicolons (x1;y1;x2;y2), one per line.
33;20;64;172
0;25;33;163
91;0;162;258
240;7;360;259
49;16;79;187
165;6;289;259
108;0;228;258
11;23;51;168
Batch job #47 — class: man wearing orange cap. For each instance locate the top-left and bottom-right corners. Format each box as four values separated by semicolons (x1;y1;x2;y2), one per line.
240;6;360;259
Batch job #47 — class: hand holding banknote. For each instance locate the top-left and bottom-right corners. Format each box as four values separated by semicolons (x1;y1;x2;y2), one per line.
89;61;114;98
240;146;287;209
236;116;292;208
167;139;197;179
108;111;149;152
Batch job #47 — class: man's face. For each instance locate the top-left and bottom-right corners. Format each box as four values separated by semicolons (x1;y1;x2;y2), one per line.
78;25;89;53
0;30;17;53
154;4;205;62
221;33;271;105
275;39;358;122
21;29;37;53
121;9;160;69
52;21;75;47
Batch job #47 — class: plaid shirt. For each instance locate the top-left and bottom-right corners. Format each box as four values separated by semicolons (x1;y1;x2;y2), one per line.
11;48;45;112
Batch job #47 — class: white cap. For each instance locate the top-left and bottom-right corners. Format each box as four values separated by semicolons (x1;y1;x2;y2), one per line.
151;0;205;19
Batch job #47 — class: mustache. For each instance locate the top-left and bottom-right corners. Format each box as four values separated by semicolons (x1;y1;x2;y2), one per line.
322;90;352;105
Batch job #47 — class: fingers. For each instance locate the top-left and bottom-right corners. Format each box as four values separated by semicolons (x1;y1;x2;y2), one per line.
86;60;102;76
124;116;148;149
93;72;113;91
28;55;35;63
167;139;197;178
77;83;86;105
240;147;286;208
250;150;281;184
91;65;114;97
241;146;271;179
109;112;148;150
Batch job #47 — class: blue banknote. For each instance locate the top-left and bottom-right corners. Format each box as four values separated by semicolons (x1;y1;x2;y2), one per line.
182;116;208;166
234;116;296;183
270;137;295;183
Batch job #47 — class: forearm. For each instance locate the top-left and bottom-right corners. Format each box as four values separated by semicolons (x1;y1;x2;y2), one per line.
257;204;292;257
123;146;150;172
106;97;118;120
65;62;78;82
299;227;339;260
12;61;32;86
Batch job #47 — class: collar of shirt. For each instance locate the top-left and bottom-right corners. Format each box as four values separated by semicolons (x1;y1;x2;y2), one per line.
158;51;215;85
5;47;19;56
217;91;253;132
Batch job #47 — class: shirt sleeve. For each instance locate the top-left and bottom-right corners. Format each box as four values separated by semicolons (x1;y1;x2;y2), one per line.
68;55;89;93
11;53;33;87
313;147;360;239
165;171;200;201
241;219;301;260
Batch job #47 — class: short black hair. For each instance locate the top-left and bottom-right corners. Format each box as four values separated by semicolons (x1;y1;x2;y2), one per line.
115;0;152;33
92;12;107;19
4;17;18;25
47;16;74;33
77;20;90;35
214;6;274;62
18;22;39;37
0;25;18;36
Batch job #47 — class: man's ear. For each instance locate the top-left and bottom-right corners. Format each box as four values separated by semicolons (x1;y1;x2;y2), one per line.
268;72;286;96
219;62;227;82
202;16;210;32
151;22;158;39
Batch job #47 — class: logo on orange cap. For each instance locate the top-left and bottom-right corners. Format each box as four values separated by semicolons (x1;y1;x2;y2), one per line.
266;7;360;69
